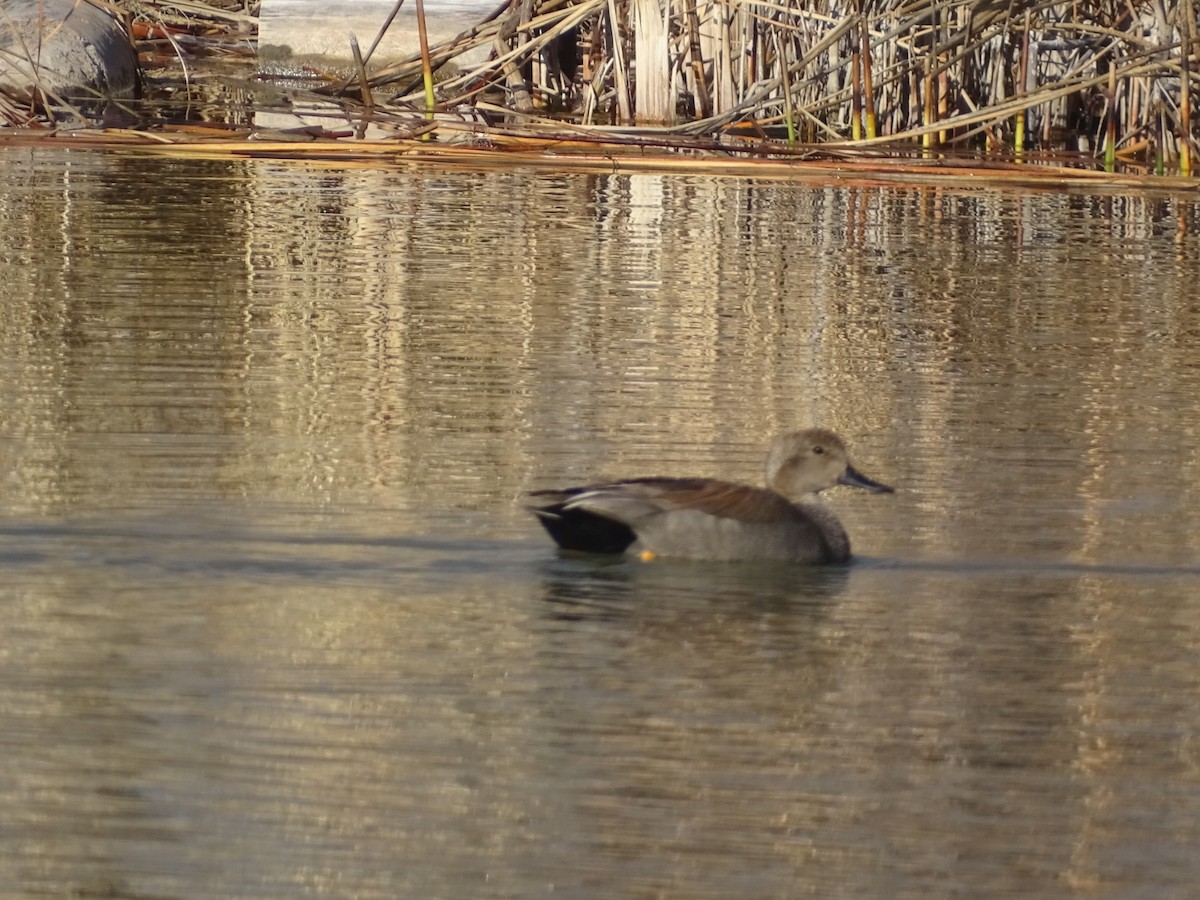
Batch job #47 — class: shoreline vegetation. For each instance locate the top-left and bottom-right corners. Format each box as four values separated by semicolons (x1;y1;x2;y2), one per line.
2;0;1199;186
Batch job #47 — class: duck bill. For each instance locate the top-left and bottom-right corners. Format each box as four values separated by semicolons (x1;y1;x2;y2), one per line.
838;465;894;494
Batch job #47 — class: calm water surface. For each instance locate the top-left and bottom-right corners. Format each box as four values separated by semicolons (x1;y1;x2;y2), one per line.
2;148;1200;898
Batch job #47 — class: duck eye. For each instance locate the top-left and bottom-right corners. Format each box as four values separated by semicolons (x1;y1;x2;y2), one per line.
812;445;825;455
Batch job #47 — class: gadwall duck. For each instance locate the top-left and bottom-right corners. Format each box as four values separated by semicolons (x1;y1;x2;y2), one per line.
528;428;893;563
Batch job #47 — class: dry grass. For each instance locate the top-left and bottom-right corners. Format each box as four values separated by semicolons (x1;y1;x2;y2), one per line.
4;0;1195;178
352;0;1199;171
3;119;1198;192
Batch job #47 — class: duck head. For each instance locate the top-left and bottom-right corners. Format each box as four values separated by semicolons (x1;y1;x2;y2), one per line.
765;428;893;499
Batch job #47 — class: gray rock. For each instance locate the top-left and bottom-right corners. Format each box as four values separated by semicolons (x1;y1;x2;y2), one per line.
0;0;139;108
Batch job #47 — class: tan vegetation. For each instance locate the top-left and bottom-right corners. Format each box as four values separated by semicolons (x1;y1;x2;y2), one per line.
3;0;1198;178
352;0;1199;173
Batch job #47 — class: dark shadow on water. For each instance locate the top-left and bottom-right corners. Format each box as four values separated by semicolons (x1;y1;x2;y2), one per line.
532;548;1200;624
4;515;1200;592
0;516;541;590
534;552;853;622
854;553;1200;580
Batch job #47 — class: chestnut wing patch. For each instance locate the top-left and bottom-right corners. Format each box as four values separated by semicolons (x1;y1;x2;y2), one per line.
616;478;799;524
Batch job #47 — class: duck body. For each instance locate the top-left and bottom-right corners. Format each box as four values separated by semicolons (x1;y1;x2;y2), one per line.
530;477;850;563
528;429;893;564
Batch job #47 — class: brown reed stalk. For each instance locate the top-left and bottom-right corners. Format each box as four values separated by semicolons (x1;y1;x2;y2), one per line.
1015;9;1031;157
773;30;797;143
860;15;877;139
923;53;937;149
349;36;376;114
851;39;863;139
414;0;437;121
1158;103;1167;174
361;0;407;68
1181;0;1194;175
684;0;712;119
1105;65;1117;171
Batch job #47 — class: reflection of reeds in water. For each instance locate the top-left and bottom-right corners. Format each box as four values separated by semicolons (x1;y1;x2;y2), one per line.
3;152;1196;524
354;0;1197;168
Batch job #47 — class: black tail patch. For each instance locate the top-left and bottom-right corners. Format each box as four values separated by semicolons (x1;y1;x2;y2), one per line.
533;505;637;554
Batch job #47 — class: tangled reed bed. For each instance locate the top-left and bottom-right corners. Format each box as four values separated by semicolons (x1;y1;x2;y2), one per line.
4;0;1199;180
